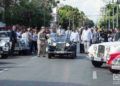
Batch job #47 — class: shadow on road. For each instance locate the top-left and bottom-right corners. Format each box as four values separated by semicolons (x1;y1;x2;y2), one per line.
0;80;88;86
0;61;15;65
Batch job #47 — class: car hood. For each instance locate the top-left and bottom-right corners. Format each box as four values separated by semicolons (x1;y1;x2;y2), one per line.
97;42;120;46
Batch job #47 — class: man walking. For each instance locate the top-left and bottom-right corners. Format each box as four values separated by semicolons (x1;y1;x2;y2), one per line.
81;27;93;53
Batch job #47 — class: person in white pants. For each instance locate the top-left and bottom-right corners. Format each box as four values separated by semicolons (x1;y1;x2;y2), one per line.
81;27;93;53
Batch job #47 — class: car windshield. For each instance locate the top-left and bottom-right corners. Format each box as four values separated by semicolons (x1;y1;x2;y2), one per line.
55;35;66;42
0;32;9;37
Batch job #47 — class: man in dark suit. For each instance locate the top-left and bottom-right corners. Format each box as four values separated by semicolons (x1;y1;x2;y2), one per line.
10;25;17;55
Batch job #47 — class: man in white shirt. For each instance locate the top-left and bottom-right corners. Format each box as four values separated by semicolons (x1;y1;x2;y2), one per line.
81;27;93;53
57;25;65;36
70;29;80;43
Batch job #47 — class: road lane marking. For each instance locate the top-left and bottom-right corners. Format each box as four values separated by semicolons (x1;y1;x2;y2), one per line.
93;71;97;80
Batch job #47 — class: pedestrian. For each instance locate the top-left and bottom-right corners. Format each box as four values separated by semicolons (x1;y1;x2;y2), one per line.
27;28;33;54
70;29;80;43
37;27;47;57
57;25;65;36
81;27;93;53
70;29;80;55
65;27;71;42
113;28;120;41
32;28;38;53
10;25;17;55
92;27;99;44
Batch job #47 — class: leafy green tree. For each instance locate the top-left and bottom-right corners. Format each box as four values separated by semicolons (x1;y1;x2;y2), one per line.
98;2;120;29
58;5;94;29
0;0;56;27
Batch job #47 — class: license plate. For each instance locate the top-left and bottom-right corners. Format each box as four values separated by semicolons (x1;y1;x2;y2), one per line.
112;65;120;70
94;57;101;61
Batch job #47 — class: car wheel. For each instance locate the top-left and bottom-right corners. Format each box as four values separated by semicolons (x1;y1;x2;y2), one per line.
1;54;8;59
92;61;103;68
48;54;53;59
109;67;120;74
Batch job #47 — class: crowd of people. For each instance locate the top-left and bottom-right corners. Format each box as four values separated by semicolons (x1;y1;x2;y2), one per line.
7;24;120;57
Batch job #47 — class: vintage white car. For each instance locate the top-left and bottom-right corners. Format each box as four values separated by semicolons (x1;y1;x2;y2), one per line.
0;31;11;58
0;31;29;59
88;41;120;67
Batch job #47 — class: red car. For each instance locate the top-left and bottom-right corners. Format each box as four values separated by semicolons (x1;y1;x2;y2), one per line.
107;52;120;73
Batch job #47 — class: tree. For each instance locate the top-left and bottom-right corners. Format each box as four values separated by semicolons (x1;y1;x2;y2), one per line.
98;2;120;29
58;5;94;29
0;0;56;27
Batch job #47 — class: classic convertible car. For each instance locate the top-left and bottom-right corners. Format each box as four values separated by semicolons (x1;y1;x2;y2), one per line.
107;50;120;73
48;35;76;59
88;41;120;67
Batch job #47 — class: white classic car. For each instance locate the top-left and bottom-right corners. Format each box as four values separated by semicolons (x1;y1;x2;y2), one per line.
0;31;29;59
0;31;11;58
88;41;120;67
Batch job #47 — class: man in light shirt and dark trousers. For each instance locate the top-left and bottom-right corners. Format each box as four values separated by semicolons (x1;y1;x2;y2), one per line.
70;29;80;56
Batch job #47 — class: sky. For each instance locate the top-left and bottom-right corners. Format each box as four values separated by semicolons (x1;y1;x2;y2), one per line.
59;0;106;23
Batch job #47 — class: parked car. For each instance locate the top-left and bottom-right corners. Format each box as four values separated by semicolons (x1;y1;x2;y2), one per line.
0;31;11;58
0;31;29;58
48;35;76;59
88;42;120;67
107;50;120;73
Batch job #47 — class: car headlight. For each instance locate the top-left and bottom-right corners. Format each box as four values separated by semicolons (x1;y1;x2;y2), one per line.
5;43;9;47
53;43;56;46
66;43;70;47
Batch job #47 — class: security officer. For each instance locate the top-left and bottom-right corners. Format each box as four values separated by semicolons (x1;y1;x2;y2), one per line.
37;27;47;57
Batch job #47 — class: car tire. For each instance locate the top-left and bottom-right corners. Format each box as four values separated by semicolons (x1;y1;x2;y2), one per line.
92;61;103;68
1;54;8;59
48;54;52;59
109;67;120;74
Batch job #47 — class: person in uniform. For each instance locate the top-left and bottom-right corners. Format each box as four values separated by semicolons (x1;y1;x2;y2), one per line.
37;27;47;57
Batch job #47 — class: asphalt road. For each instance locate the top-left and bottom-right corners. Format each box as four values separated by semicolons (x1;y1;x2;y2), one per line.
0;54;119;86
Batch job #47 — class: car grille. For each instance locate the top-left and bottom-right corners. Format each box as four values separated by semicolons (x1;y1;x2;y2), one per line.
56;43;65;51
97;45;105;57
